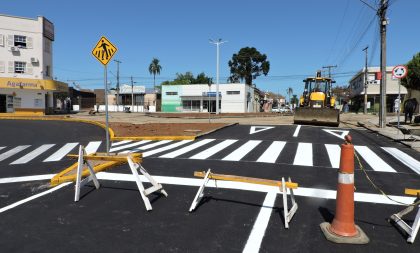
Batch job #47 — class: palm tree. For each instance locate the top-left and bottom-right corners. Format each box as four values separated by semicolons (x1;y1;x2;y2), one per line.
148;58;162;92
286;87;293;105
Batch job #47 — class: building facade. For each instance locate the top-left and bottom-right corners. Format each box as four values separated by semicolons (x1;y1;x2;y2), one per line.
0;14;68;114
161;83;256;113
349;66;407;113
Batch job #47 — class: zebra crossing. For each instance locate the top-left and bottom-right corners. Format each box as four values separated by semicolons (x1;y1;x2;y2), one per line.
1;138;420;175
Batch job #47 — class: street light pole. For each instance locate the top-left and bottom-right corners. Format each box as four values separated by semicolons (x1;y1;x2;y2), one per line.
363;46;368;114
210;39;227;115
131;76;134;111
114;59;121;112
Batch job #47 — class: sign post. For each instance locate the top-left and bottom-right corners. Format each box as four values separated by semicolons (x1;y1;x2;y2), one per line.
92;36;118;154
392;65;408;130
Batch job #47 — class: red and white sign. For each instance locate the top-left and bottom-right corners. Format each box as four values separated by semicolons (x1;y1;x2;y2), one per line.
392;65;408;79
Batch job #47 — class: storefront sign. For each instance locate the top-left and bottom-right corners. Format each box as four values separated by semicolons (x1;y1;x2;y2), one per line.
0;77;68;92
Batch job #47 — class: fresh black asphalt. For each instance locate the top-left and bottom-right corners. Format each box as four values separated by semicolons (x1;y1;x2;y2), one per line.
0;120;419;252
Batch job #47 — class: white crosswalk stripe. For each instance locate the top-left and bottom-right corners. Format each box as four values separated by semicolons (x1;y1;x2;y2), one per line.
190;139;238;160
222;140;261;161
325;144;341;168
382;147;420;174
0;145;31;162
43;143;78;162
293;143;313;166
0;147;5;151
355;146;396;172
111;140;133;147
109;140;151;153
10;144;55;164
85;141;102;155
256;141;286;163
160;139;216;158
143;140;193;157
127;140;173;153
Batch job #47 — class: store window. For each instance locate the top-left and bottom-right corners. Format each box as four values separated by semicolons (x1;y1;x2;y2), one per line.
45;65;50;77
166;92;178;95
182;100;200;111
14;35;27;48
227;91;240;95
14;61;26;73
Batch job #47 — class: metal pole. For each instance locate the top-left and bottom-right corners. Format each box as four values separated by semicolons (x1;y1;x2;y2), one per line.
208;85;211;123
114;60;121;112
379;0;388;128
104;65;110;154
397;80;401;129
216;42;220;115
363;46;368;114
131;76;134;111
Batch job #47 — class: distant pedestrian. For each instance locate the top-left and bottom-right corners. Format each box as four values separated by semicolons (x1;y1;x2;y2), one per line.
394;97;401;113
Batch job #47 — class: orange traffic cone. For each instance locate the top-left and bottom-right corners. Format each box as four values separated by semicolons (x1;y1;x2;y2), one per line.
320;135;369;244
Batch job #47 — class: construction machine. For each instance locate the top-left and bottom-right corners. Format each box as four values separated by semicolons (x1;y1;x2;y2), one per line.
293;71;340;127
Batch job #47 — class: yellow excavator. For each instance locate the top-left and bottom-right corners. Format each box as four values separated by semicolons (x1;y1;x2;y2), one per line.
294;71;340;127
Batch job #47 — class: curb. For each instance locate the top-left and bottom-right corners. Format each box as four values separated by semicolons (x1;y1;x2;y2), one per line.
196;123;238;138
112;136;196;141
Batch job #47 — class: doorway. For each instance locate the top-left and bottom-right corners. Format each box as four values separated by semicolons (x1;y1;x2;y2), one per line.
0;95;6;113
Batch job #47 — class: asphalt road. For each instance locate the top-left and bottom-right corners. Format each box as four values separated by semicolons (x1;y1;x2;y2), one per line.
0;121;419;252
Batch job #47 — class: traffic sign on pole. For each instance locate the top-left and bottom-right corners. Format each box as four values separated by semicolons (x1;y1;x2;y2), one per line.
392;65;408;79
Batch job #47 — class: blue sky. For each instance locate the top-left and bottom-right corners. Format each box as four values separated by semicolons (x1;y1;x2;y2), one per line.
2;0;419;96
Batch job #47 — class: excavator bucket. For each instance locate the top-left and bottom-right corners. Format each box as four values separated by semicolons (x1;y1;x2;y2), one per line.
294;107;340;127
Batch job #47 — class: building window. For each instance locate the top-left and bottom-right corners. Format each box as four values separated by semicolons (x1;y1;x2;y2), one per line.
14;61;26;73
14;35;27;48
182;100;192;110
45;65;50;77
166;92;178;95
182;100;200;111
44;40;51;53
227;91;240;95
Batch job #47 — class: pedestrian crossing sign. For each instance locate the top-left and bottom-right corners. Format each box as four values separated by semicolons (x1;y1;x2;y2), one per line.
92;36;117;65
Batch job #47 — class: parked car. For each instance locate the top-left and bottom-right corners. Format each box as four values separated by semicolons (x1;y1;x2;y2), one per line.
271;107;280;113
279;107;291;113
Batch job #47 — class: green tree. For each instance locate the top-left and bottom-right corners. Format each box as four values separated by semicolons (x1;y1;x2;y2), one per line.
160;72;212;85
401;52;420;90
228;47;270;86
148;58;162;91
193;72;211;84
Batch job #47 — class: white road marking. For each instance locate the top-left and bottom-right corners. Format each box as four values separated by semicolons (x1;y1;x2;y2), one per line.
109;140;151;153
382;147;420;174
0;182;71;213
0;145;31;162
190;139;238;160
293;125;301;137
0;147;5;151
322;129;349;139
293;143;313;166
143;140;193;157
43;143;78;162
111;140;132;147
131;140;172;151
0;174;55;184
85;141;102;155
242;192;277;253
160;139;215;158
10;144;55;164
96;172;415;206
249;126;274;135
325;144;341;168
257;141;286;163
222;140;262;161
355;146;396;172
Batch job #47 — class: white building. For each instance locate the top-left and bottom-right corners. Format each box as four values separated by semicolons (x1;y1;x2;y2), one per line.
162;83;256;113
0;14;67;115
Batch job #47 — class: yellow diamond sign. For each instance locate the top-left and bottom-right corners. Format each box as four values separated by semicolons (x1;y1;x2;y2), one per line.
92;36;117;65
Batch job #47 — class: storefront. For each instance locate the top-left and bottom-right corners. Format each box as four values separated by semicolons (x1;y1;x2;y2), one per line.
0;77;68;115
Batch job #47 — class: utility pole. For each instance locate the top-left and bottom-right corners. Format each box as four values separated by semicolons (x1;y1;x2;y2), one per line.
210;39;227;115
322;65;337;78
114;60;121;112
378;0;389;128
362;46;368;114
131;76;134;110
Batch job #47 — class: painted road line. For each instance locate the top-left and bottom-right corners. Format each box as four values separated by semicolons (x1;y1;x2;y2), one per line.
132;140;172;151
222;140;262;161
10;144;56;164
256;141;286;163
160;139;216;158
243;192;277;253
0;174;55;184
43;143;78;162
97;172;416;206
143;140;193;157
0;182;71;213
0;145;31;162
85;141;102;155
109;140;151;153
293;125;301;137
293;143;313;166
382;147;420;174
325;144;341;168
111;140;133;147
190;139;238;160
355;146;396;172
0;147;5;152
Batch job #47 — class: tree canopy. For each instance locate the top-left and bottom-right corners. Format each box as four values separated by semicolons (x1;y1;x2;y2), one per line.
401;52;420;90
148;58;162;90
161;72;212;85
228;47;270;86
